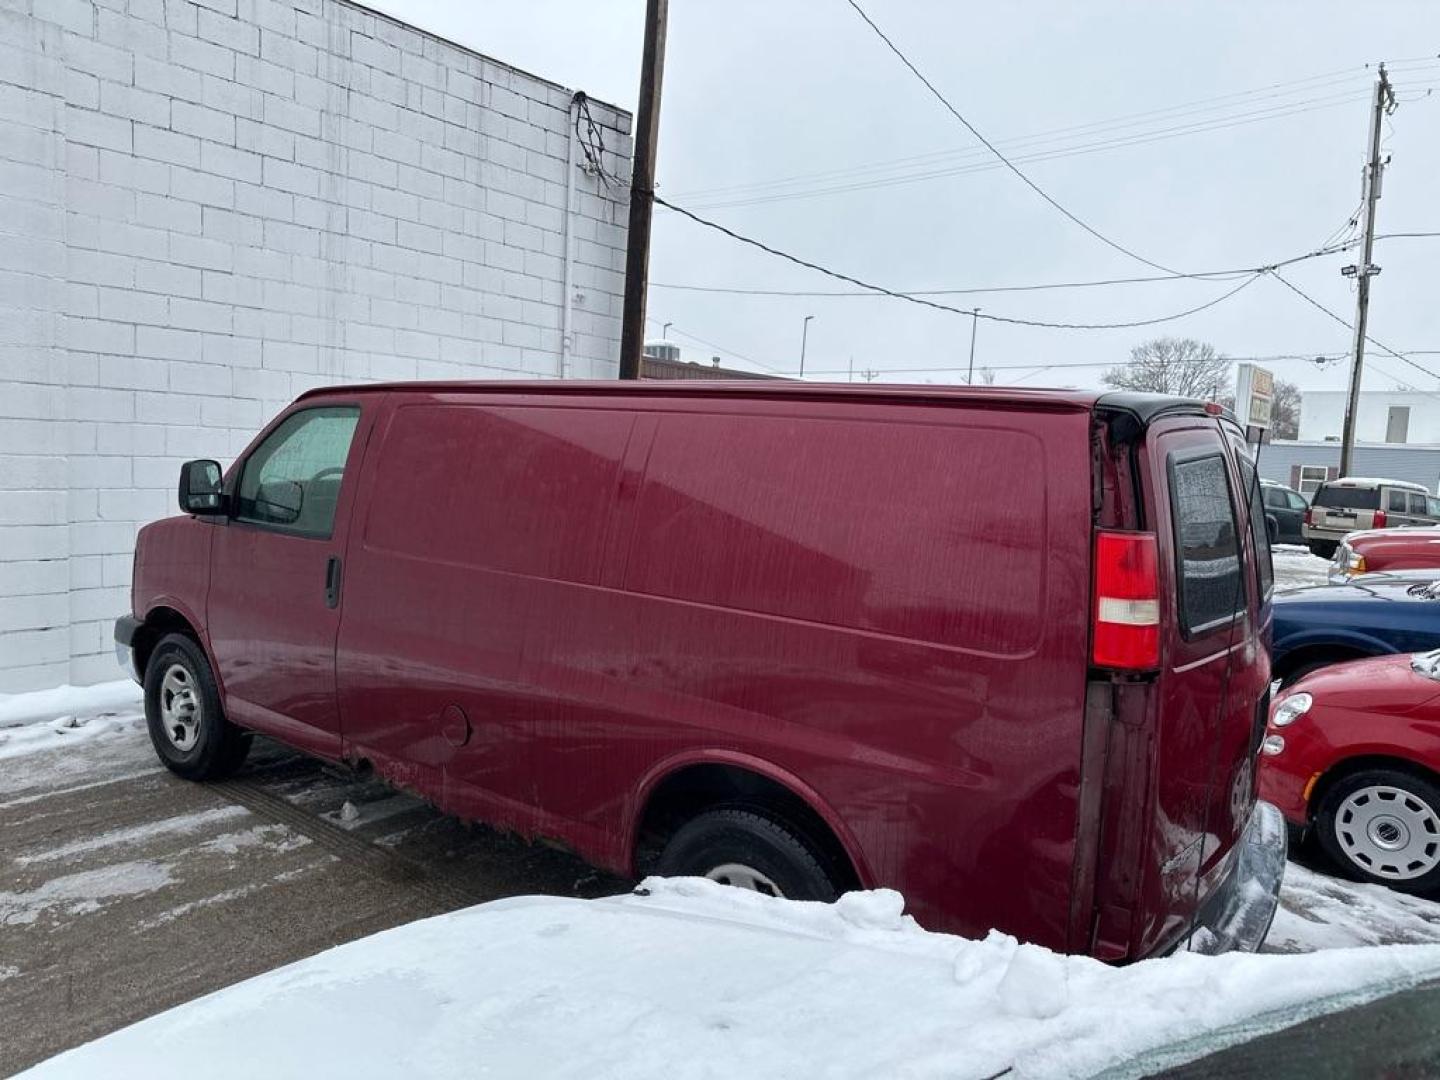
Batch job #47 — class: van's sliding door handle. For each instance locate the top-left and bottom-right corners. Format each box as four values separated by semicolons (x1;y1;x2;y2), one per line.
324;556;342;609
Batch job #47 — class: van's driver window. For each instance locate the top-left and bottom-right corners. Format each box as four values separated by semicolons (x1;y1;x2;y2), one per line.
1170;454;1245;635
235;406;360;537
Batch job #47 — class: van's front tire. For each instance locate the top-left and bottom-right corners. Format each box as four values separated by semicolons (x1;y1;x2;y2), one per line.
143;633;250;781
656;807;841;902
1315;768;1440;893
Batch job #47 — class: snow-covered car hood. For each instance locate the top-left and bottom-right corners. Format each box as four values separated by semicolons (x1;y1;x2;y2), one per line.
17;879;1440;1080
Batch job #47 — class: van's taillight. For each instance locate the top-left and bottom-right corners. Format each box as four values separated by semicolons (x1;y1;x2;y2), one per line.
1093;531;1160;671
1374;509;1387;528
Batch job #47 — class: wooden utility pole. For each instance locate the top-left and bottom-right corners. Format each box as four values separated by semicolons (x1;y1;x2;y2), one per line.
1339;64;1395;476
618;0;668;380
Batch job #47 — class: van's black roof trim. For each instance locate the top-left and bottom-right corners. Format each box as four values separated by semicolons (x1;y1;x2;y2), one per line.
1094;391;1213;425
295;379;1112;413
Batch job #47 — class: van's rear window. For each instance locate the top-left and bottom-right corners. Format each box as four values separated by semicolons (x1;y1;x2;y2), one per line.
1312;486;1381;510
1170;455;1245;635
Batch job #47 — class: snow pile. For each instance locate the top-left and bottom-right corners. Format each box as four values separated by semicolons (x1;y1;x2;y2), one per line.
1271;544;1332;591
0;681;141;728
0;681;144;762
18;877;1440;1080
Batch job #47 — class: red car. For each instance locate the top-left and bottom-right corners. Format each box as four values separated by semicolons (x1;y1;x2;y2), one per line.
114;381;1284;960
1330;526;1440;583
1260;650;1440;891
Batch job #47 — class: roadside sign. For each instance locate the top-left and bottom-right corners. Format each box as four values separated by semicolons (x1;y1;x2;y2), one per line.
1234;363;1274;431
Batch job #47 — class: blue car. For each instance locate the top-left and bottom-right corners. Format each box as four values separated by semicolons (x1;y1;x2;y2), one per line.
1272;577;1440;686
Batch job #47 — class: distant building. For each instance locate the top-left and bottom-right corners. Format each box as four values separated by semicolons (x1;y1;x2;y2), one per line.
641;342;782;380
1258;441;1440;496
644;341;681;362
1299;390;1440;444
640;354;783;381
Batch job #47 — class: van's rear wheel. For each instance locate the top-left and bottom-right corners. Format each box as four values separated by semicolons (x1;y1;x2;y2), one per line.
1315;769;1440;893
656;807;841;902
144;633;250;781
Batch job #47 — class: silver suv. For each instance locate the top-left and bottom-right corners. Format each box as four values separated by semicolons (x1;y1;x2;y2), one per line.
1303;476;1440;558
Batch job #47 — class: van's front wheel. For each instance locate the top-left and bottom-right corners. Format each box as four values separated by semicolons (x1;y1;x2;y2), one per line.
144;633;250;781
656;807;841;902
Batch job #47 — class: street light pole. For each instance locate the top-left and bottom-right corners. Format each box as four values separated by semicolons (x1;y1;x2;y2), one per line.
967;308;980;384
662;321;671;339
800;314;814;378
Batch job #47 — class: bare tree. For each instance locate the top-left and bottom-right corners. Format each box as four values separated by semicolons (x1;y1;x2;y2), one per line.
1270;379;1301;439
1102;338;1231;398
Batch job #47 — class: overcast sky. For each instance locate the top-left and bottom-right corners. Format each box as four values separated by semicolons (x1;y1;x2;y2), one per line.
368;1;1440;395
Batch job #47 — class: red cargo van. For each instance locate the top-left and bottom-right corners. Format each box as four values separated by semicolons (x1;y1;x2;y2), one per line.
115;382;1284;960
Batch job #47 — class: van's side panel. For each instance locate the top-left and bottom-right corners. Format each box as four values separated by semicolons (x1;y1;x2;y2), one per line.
336;388;1093;947
335;394;639;835
602;396;1093;945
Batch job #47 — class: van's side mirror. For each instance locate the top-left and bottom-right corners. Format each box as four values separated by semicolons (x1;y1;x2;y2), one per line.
178;460;225;515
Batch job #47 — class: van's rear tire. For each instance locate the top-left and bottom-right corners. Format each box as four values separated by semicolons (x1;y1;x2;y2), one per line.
1315;768;1440;893
143;633;250;781
656;807;841;902
1308;541;1338;559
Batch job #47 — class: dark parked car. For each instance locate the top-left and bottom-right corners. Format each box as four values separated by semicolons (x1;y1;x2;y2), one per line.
1260;480;1307;545
1271;577;1440;687
114;382;1283;960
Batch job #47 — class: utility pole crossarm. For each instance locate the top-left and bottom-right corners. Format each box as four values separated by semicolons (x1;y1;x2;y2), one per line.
1339;64;1395;476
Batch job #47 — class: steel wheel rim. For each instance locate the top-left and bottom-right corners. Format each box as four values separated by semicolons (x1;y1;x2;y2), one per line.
1334;784;1440;881
159;662;202;752
705;862;784;898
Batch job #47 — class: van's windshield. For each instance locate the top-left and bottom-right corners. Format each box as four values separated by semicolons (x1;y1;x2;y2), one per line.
1312;486;1381;511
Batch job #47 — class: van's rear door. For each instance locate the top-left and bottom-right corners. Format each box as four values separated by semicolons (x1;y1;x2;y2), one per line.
1136;418;1266;953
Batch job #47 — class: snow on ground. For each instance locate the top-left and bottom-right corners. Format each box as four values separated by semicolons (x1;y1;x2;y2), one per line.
17;878;1440;1080
1267;861;1440;952
0;681;141;728
0;860;175;927
1272;543;1331;591
0;680;145;765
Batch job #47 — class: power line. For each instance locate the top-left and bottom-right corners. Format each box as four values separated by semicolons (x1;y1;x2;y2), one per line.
655;194;1270;330
649;230;1440;298
668;67;1376;201
674;64;1440;203
686;89;1393;212
677;86;1366;201
799;354;1347;378
843;0;1186;276
1267;270;1440;383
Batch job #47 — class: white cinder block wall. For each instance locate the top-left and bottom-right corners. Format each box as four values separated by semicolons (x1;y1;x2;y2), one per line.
0;0;632;691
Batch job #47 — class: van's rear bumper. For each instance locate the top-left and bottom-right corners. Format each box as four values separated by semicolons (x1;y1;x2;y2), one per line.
1184;800;1287;955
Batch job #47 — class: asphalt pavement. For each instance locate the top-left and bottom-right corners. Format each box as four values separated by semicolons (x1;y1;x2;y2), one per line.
0;729;627;1076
